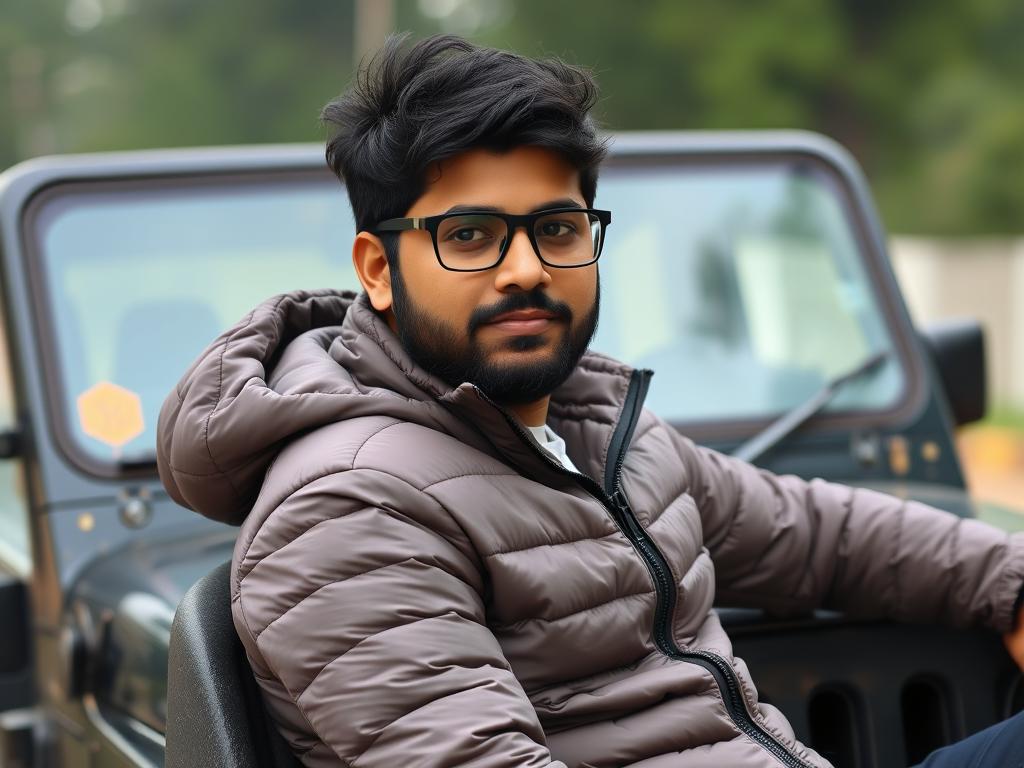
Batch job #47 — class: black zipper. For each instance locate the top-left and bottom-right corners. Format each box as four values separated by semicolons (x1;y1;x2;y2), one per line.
480;372;811;768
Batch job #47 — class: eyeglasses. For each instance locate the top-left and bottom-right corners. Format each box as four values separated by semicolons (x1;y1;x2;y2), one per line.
372;207;611;272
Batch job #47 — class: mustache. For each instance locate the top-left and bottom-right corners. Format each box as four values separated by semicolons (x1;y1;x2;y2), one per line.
468;289;573;334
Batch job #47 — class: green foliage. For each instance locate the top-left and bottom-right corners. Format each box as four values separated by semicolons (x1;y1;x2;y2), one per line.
984;403;1024;430
2;0;1022;234
1;0;355;156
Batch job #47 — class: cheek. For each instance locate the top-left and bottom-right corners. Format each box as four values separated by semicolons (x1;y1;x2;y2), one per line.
564;270;599;313
401;255;484;328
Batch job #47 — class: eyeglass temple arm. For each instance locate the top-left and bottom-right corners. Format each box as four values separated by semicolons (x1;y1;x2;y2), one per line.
373;217;426;233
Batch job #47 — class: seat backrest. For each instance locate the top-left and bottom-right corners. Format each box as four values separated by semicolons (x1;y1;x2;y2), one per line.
166;561;301;768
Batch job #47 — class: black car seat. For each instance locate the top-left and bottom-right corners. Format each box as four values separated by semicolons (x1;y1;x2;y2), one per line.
166;561;301;768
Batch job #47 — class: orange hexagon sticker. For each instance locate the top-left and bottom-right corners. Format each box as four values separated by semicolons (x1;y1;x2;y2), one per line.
77;382;144;448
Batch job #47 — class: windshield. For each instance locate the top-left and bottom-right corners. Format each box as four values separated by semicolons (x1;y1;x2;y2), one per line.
30;157;903;468
597;160;901;422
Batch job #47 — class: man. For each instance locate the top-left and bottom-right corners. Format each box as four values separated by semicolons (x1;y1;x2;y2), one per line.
157;34;1024;767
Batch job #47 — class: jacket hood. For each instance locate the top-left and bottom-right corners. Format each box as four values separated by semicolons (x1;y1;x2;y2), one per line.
157;289;635;525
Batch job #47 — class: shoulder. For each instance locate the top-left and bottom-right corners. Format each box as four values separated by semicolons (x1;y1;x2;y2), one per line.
625;408;709;496
231;416;501;590
632;408;689;457
265;415;513;492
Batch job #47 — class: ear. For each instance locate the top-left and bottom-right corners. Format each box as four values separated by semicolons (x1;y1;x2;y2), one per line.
352;231;394;312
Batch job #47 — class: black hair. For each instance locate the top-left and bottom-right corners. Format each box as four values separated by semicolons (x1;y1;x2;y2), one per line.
321;33;608;251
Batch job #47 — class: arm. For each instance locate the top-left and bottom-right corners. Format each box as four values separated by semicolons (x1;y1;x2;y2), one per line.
233;471;563;767
670;429;1024;633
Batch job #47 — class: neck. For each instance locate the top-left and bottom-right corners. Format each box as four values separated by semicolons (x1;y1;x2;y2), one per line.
505;396;550;428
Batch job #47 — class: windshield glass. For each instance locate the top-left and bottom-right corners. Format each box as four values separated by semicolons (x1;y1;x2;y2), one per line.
31;157;903;468
597;160;901;422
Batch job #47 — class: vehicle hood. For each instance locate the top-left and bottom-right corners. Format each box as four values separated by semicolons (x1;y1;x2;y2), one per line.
157;289;497;525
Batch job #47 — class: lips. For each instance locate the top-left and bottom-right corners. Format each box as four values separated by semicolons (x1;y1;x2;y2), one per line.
467;292;573;336
483;308;560;336
486;309;558;324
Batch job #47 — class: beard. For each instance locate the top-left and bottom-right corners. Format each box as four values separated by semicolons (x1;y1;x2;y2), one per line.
389;270;599;405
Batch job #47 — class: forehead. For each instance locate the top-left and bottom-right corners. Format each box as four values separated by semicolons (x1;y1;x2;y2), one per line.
409;146;584;215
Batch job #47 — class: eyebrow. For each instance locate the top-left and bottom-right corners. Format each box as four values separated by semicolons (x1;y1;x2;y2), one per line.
442;198;585;215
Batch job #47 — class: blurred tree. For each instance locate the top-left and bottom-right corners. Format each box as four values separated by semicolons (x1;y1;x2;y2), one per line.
1;0;356;157
1;0;1022;234
2;1;69;160
474;0;1024;234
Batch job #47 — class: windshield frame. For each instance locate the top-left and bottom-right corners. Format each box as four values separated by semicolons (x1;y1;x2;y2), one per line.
17;137;928;480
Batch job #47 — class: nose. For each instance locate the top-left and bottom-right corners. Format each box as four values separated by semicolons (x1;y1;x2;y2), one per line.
493;225;551;292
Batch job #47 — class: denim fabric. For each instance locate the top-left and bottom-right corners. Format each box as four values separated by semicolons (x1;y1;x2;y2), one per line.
916;709;1024;768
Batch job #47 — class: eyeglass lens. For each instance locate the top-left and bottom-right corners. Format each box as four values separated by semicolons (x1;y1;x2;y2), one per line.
435;212;602;270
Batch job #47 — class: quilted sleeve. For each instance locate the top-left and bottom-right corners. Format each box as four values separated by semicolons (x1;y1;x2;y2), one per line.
671;431;1024;633
232;471;564;767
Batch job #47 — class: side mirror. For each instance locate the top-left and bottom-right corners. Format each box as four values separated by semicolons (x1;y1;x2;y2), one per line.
0;430;20;460
919;319;987;427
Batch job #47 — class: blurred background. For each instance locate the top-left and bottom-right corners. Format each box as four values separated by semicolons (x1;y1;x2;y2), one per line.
2;0;1022;505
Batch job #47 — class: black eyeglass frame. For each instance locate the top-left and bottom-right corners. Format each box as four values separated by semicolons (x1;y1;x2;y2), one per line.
372;207;612;272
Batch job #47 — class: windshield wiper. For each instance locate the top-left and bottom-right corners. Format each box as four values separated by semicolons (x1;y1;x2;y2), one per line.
731;350;890;464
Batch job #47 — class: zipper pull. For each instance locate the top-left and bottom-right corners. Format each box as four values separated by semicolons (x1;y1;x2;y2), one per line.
610;487;630;513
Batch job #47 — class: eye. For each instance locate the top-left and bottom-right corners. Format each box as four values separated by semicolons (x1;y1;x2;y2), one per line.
448;227;489;242
538;220;577;237
438;214;501;245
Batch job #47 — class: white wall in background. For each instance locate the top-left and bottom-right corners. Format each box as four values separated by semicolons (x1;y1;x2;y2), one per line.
889;237;1024;411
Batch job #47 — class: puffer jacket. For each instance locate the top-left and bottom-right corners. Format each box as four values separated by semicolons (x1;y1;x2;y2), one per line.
158;289;1024;768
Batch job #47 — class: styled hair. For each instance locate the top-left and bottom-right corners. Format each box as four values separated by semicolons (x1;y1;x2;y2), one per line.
321;33;608;240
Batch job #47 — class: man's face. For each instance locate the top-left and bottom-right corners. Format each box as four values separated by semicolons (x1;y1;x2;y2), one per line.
382;146;600;405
